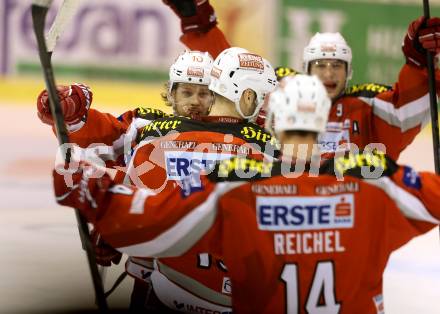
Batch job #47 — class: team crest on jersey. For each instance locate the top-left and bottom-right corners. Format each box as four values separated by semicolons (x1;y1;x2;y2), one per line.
256;194;354;231
238;53;264;70
165;151;233;180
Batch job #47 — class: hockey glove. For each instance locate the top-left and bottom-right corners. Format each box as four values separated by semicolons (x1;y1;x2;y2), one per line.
402;16;440;68
163;0;217;33
37;83;93;126
53;161;111;224
91;229;122;267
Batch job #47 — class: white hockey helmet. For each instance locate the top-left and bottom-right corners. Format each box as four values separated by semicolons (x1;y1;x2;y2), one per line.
169;50;214;93
265;74;331;136
208;47;278;119
303;32;353;80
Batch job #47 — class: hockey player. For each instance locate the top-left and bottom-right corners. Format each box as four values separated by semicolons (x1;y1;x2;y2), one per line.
119;46;278;313
37;50;216;309
163;0;440;160
53;74;440;313
37;50;214;167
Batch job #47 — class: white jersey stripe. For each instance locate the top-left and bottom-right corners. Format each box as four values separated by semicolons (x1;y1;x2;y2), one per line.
117;182;244;257
361;93;430;131
364;177;439;223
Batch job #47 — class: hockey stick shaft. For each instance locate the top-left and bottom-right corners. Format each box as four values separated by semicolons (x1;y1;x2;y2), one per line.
31;1;108;311
423;0;440;174
46;0;80;53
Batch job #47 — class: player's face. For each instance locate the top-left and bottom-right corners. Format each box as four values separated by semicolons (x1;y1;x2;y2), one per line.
309;59;347;101
172;83;214;118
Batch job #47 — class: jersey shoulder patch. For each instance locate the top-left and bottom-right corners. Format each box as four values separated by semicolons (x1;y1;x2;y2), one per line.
345;83;392;98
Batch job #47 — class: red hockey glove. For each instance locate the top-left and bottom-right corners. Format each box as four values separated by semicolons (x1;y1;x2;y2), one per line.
37;83;93;126
255;107;266;128
53;161;112;223
402;16;440;67
419;18;440;53
91;229;122;267
163;0;217;33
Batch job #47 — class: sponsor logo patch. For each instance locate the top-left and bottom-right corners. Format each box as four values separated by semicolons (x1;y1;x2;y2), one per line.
165;151;232;180
238;53;264;70
187;66;204;77
320;43;337;52
256;194;354;231
318;120;351;153
211;66;222;78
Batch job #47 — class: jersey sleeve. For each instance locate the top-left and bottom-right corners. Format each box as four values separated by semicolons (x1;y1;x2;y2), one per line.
94;178;223;258
64;107;168;167
390;165;440;232
180;26;231;58
364;163;440;234
368;64;440;159
66;108;127;148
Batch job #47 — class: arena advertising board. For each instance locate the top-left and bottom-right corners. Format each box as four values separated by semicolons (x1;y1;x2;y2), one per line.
279;0;440;84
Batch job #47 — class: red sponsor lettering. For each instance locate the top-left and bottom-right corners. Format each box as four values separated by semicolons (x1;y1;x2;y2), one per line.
238;53;264;70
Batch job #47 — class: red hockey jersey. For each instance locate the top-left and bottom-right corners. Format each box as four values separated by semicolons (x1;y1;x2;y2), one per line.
89;153;440;314
64;107;170;167
119;116;278;310
182;27;437;160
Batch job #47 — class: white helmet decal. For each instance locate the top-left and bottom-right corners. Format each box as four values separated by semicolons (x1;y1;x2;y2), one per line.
169;50;214;93
303;32;353;80
208;47;278;119
265;74;331;135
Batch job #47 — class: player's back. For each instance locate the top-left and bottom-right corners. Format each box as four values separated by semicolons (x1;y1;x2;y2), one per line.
217;161;423;314
123;116;279;311
127;116;278;190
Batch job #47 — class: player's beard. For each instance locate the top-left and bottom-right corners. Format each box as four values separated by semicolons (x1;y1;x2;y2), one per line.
183;105;204;120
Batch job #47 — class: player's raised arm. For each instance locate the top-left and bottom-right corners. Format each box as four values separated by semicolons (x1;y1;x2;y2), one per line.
163;0;230;58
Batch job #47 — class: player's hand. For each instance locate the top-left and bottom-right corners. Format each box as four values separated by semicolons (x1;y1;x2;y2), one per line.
91;229;122;267
255;107;267;128
53;161;111;223
163;0;217;33
402;16;440;67
37;83;93;126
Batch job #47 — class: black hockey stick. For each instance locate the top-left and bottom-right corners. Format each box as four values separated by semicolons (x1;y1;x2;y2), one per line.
31;1;108;311
423;0;440;174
